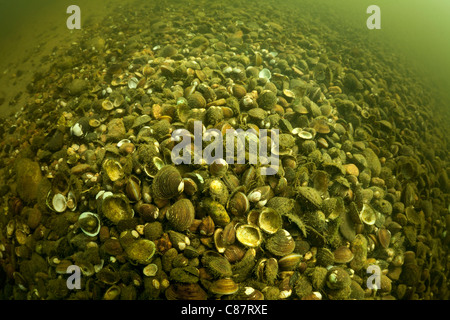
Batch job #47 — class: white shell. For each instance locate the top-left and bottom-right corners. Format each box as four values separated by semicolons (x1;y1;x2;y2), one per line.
52;193;67;213
258;68;272;80
78;212;101;237
70;123;83;137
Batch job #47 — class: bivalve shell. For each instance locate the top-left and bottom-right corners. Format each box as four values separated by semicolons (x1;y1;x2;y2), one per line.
152;165;184;200
359;203;377;225
209;277;239;295
101;194;134;224
102;159;124;182
52;193;67;213
258;207;282;234
333;246;354;264
278;253;302;271
265;229;295;256
227;191;250;216
166;198;195;231
377;227;391;249
125;239;156;264
78;212;101;237
236;224;263;247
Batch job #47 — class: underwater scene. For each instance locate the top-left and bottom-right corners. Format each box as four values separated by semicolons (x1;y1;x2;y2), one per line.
0;0;448;300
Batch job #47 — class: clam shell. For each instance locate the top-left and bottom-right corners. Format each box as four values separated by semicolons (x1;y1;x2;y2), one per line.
78;212;101;237
201;198;230;227
143;156;165;178
297;186;323;209
223;245;246;263
126;175;141;202
143;263;158;277
258;68;271;80
207;257;233;278
316;247;334;267
265;229;295;257
236;224;263;247
152;165;184;200
359;203;377;225
209;277;239;295
52;193;67;213
377;227;391;249
278;253;302;271
209;158;229;177
102;159;124;182
227;191;250;216
214;228;226;253
258;207;282;234
198;215;215;236
66;191;77;211
101;194;134;224
125;239;156;264
166;198;195;231
102;100;114;111
333;246;354;264
51;172;70;195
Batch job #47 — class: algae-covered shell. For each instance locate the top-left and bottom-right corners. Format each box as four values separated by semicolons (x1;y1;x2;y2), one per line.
125;239;156;264
207;256;233;278
187;91;206;109
166;198;195;231
101;194;134;224
209;277;239;295
201;198;230;227
102;158;124;182
152;165;184;200
78;212;101;237
236;224;263;247
316;247;335;267
326;267;351;290
265;229;295;256
209;158;229;177
258;207;282;234
297;186;323;209
257;90;277;110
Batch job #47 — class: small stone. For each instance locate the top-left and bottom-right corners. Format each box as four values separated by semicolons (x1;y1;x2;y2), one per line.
106;118;126;141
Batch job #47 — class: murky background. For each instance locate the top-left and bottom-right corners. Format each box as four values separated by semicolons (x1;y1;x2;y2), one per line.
1;0;449;119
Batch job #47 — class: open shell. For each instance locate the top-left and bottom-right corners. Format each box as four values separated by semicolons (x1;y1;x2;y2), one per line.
102;159;124;182
257;207;282;234
101;194;134;224
52;193;67;213
78;212;101;237
235;224;263;247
